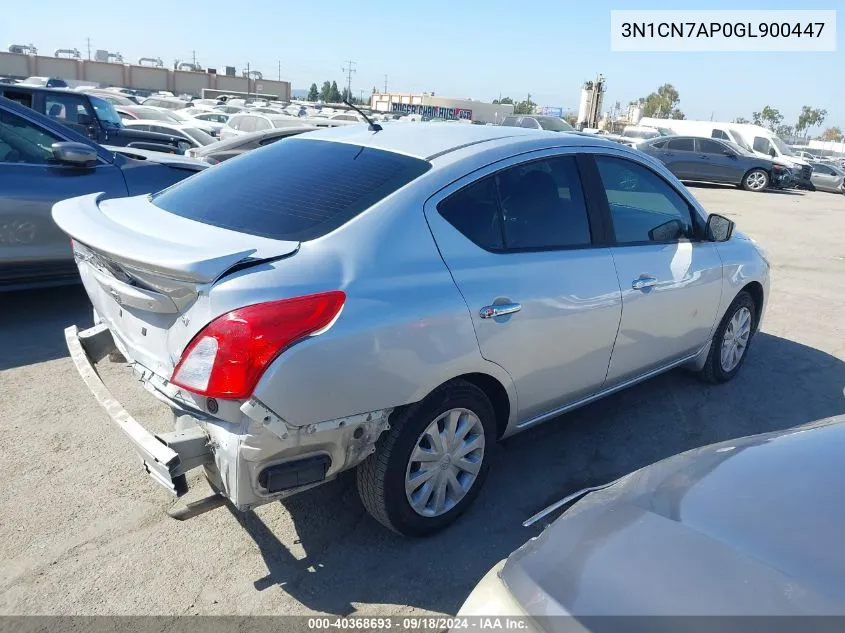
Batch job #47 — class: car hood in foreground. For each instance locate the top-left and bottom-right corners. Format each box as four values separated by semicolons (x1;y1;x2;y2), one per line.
502;416;845;618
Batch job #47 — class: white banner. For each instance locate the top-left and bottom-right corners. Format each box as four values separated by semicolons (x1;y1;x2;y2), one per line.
611;10;837;52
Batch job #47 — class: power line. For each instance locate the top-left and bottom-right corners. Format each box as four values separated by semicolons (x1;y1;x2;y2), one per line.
341;60;356;98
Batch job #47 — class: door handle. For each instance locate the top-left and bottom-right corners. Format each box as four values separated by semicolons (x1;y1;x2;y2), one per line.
632;276;658;290
479;303;522;319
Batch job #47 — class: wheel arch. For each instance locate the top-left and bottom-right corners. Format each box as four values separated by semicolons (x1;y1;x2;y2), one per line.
740;280;765;331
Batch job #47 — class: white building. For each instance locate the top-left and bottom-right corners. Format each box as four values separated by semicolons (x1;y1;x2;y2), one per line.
370;93;513;124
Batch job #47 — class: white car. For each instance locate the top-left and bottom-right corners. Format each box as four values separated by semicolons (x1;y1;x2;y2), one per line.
121;120;217;148
219;112;310;140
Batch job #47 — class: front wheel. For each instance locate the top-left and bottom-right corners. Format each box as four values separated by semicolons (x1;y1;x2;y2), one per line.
699;291;756;383
356;380;496;537
742;169;769;192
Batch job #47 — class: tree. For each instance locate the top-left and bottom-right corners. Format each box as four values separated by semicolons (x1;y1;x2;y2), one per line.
340;87;351;103
307;83;319;101
514;99;535;115
319;81;331;102
329;81;342;103
733;116;749;124
494;96;514;105
821;126;842;142
752;106;783;131
639;83;684;119
795;106;827;136
775;124;794;138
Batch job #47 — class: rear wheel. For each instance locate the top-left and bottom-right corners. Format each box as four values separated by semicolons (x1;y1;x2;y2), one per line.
699;291;756;383
356;380;496;537
742;169;769;192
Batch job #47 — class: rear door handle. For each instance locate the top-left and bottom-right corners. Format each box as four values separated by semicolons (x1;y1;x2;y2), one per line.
632;276;658;290
479;303;522;319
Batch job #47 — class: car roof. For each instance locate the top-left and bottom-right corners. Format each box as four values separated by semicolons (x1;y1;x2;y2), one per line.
297;122;618;160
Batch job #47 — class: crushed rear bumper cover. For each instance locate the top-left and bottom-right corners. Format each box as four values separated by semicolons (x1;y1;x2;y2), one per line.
64;323;201;496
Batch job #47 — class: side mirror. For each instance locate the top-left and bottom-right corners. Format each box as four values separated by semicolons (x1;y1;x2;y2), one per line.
768;148;777;158
722;148;736;157
706;214;735;242
51;142;97;166
77;113;94;126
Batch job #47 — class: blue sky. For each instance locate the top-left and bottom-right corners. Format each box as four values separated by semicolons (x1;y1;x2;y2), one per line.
7;0;843;130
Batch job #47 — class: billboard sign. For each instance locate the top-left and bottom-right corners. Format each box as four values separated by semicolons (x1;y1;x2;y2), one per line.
391;102;472;120
540;106;564;117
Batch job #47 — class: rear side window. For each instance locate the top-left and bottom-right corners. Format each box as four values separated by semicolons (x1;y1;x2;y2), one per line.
667;138;694;151
152;138;432;241
438;177;503;250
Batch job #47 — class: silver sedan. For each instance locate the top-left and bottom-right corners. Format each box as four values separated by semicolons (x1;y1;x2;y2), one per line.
810;162;845;194
53;123;770;536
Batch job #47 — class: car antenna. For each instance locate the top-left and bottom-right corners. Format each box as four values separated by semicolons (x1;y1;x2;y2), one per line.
343;99;382;132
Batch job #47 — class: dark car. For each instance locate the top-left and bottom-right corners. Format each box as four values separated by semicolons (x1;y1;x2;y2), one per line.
0;96;207;290
501;115;575;132
0;84;188;154
458;415;845;624
636;135;791;192
186;125;316;164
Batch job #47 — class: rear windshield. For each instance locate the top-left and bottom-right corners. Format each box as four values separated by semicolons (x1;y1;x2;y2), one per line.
151;138;432;241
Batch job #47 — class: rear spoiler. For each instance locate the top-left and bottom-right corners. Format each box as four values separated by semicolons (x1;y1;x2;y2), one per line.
52;193;259;283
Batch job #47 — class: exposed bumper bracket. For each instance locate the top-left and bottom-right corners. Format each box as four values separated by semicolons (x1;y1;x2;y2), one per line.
65;324;213;497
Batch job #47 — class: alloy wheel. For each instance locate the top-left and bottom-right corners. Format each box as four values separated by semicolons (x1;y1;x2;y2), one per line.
404;408;485;517
745;171;767;191
720;306;752;372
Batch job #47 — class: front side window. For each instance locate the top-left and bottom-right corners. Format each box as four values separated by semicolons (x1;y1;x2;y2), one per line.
519;117;540;129
89;96;122;128
595;155;695;244
667;138;694;152
711;129;730;140
438;155;592;251
0;108;63;164
753;136;774;155
697;139;726;155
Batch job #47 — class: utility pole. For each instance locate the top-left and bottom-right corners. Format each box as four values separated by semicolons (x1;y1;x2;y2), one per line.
278;60;281;81
246;62;250;97
86;37;92;60
342;60;356;99
192;50;197;67
384;74;388;93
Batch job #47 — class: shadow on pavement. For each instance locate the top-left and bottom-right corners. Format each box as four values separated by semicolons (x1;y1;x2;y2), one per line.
233;332;845;616
0;284;91;370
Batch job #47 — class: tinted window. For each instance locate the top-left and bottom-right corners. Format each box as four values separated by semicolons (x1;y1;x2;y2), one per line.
697;139;726;155
152;138;432;241
667;138;694;151
519;117;539;129
253;117;271;131
438;177;503;250
595;156;695;244
497;156;591;248
711;129;730;140
753;136;773;154
649;139;667;148
813;164;833;175
0;108;63;164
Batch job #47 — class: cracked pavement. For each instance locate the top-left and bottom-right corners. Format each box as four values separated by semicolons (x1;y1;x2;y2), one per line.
1;185;843;616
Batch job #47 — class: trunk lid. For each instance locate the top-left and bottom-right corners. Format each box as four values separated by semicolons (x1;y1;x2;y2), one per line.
53;193;299;374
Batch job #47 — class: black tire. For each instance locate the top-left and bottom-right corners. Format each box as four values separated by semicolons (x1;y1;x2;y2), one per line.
699;291;756;384
741;169;769;192
356;379;496;537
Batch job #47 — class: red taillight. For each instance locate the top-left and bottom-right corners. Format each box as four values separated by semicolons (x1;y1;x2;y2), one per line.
171;291;346;399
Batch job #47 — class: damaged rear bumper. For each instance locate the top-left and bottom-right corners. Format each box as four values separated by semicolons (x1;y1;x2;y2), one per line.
64;323;392;512
65;323;211;496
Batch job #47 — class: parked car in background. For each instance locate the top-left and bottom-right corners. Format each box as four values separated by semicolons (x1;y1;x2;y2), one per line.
79;89;138;106
185;125;315;164
0;96;206;290
457;415;845;623
809;162;845;194
0;84;190;153
121;120;216;148
55;124;767;536
215;104;246;115
636;135;791;191
142;96;189;110
219;112;309;139
115;105;181;123
501;115;574;132
19;76;68;88
795;150;818;161
621;125;662;140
